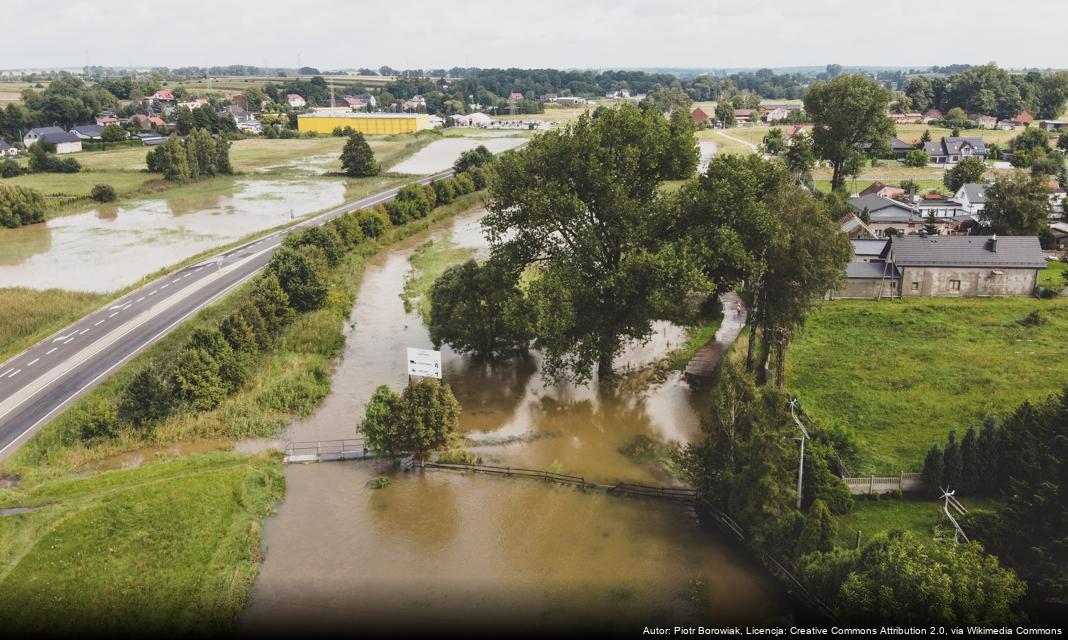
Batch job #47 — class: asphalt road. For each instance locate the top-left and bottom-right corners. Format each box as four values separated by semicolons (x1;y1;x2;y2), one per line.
0;170;454;462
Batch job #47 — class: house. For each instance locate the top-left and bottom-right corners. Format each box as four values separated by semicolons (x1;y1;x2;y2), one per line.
953;183;988;215
22;127;82;153
923;136;988;165
785;125;806;139
831;238;899;299
850;238;891;262
733;109;756;122
968;113;997;129
287;94;306;108
914;195;968;219
344;94;377;109
1049;222;1068;250
130;114;167;131
151;90;175;102
846;194;924;237
859;181;905;199
450;112;492;127
95;114;119;126
1011;111;1034;127
890;235;1044;297
889;136;914;156
178;98;208;110
605;89;631;99
838;212;877;239
69;124;106;140
691;107;711;127
554;96;588;106
0;140;17;157
761;107;790;122
1037;120;1068;132
134;132;167;146
508;92;524;101
923;108;943;123
889;112;923;124
539;93;558;102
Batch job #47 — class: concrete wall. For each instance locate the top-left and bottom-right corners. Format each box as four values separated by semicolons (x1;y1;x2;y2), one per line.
831;278;898;299
900;266;1037;297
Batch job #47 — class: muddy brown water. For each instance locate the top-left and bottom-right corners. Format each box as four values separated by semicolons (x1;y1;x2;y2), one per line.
0;178;345;292
240;208;792;632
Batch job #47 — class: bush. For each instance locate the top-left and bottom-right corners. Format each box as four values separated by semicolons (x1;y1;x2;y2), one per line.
283;225;345;267
903;149;929;167
453;173;476;194
0;183;46;228
360;379;461;459
77;398;120;441
432;179;456;205
453;144;494;173
0;159;21;178
357;209;390;238
265;245;329;312
118;367;174;428
90;184;117;203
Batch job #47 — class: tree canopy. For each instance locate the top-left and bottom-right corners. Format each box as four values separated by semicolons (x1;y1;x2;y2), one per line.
360;379;461;459
979;171;1052;235
340;131;379;177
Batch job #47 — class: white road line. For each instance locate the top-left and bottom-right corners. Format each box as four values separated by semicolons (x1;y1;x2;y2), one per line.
109;312;119;318
149;290;157;295
0;369;12;377
46;348;57;355
27;359;38;367
79;329;89;335
63;338;74;344
161;284;169;289
95;320;105;326
136;297;145;302
8;370;20;378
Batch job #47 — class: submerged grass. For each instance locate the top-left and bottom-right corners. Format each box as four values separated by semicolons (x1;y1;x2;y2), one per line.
785;297;1068;475
0;288;109;362
400;237;477;323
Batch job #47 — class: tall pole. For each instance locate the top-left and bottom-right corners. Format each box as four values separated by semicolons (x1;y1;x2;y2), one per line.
789;398;810;510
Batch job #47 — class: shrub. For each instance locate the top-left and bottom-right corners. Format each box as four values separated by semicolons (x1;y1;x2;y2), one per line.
0;159;21;178
77;398;120;441
118;367;174;428
90;184;117;203
265;245;329;312
0;183;46;228
432;179;456;205
357;209;390;238
283;225;345;267
453;173;476;194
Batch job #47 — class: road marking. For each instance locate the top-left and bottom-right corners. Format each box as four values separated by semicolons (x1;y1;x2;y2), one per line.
161;284;169;289
46;348;57;355
52;332;76;343
109;312;119;318
0;369;12;377
79;329;89;335
63;338;74;344
95;320;105;326
27;359;38;367
136;297;145;302
7;369;19;378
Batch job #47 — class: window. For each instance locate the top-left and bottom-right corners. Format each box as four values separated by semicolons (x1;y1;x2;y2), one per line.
949;280;961;291
911;282;919;291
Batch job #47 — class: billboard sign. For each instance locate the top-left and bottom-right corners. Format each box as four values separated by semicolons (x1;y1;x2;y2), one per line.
406;347;442;379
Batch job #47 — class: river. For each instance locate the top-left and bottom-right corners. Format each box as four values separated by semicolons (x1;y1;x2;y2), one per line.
239;208;792;634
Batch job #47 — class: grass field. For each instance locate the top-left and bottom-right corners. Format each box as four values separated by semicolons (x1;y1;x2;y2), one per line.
0;289;109;363
0;452;283;634
1038;260;1066;289
696;129;755;155
786;297;1068;475
401;237;477;324
836;494;1002;549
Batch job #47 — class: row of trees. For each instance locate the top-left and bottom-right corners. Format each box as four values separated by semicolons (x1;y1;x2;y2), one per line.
903;66;1068;120
146;129;233;183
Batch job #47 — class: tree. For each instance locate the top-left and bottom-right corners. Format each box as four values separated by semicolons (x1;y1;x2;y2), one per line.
169;347;227;411
100;124;127;144
360;379;461;459
763;127;785;155
146;136;191;182
943;428;963;490
922;443;945;498
453;144;493;173
265;245;329;312
943;156;986;191
427;259;534;358
976;417;1001;494
0;183;46;228
250;272;295;332
714;102;736;128
484;105;710;382
942;107;971;130
1013;126;1050;159
340;131;379;177
836;531;1024;625
795;499;836;557
784;132;816;187
90;184;116;203
662;108;699;179
903;149;929;167
118;366;174;428
804;74;895;191
922;212;941;236
979;171;1053;235
919;128;932;145
76;398;119;441
905;76;935;112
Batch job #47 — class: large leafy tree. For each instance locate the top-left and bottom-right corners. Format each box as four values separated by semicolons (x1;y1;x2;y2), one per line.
835;531;1025;625
804;74;895;191
427;259;533;358
484;104;709;382
340;131;379;177
943;156;986;191
360;379;461;459
979;171;1052;235
265;245;329;312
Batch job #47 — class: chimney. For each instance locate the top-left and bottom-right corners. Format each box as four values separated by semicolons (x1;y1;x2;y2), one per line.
989;234;998;252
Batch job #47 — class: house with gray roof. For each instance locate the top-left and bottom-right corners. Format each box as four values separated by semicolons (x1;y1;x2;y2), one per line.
22;127;82;154
832;235;1044;299
923;136;988;165
952;183;989;214
69;124;106;140
0;140;16;157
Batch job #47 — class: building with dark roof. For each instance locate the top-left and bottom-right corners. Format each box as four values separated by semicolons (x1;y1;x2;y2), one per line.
833;235;1044;299
923;136;988;165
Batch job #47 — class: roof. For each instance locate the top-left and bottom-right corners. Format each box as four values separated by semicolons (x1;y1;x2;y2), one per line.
297;112;428;120
0;140;11;151
1012;111;1034;124
958;183;988;204
848;194;915;215
924;136;987;157
691;107;710;123
847;260;899;279
71;124;104;136
39;131;81;144
859;181;905;197
27;126;66;136
287;93;304;100
889;136;913;152
890;235;1045;269
850;239;889;257
152;90;174;100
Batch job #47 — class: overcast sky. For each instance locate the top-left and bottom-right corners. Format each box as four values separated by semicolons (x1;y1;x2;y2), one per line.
7;0;1068;71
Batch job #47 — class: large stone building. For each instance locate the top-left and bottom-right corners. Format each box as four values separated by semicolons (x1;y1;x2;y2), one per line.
832;235;1045;299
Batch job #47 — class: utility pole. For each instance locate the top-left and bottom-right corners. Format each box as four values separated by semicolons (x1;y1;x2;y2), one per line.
789;397;810;510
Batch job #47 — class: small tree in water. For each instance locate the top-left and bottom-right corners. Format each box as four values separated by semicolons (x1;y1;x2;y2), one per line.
360;379;461;460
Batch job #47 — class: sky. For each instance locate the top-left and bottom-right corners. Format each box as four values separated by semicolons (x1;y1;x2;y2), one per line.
6;0;1068;72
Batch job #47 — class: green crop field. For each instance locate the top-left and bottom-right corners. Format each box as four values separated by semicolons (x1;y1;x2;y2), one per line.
786;297;1068;475
0;453;283;634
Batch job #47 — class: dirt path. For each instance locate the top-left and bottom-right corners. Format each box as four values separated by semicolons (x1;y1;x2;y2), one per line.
684;292;748;380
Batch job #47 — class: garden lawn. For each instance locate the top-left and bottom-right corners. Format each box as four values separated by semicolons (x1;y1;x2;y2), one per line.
1038;260;1066;289
786;297;1068;474
0;452;283;635
835;494;1002;549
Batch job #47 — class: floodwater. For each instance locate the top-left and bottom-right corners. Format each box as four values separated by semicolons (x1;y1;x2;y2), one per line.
241;209;792;632
0;178;345;292
698;140;718;172
389;137;527;175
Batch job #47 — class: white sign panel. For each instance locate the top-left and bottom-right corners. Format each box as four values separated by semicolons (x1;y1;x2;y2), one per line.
406;347;442;379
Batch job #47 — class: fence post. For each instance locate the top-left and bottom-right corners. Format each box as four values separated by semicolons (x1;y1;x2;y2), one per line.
317;441;322;461
869;475;874;495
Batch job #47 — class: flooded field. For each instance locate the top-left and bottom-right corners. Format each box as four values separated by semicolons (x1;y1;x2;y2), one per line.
242;208;791;632
699;140;718;172
0;178;345;292
390;137;527;175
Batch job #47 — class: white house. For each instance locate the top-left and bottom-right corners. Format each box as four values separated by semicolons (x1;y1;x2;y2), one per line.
23;127;83;153
287;94;306;108
451;112;492;127
0;140;17;157
953;183;989;215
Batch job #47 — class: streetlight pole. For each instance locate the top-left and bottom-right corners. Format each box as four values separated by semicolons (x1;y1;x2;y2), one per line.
789;397;810;510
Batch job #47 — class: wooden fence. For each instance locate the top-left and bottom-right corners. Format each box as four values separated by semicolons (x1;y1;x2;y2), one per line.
843;473;923;495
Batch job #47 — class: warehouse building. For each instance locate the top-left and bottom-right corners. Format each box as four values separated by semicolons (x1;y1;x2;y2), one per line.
297;113;431;135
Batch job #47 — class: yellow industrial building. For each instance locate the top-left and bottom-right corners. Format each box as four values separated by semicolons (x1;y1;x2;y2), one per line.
297;112;431;135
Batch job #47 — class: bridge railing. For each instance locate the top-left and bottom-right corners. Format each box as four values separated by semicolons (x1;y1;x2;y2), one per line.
418;460;588;488
283;438;370;463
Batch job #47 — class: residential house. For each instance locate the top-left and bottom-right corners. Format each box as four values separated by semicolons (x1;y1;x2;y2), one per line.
860;136;913;157
130;114;167;131
831;238;899;299
134;132;167;146
69;124;106;140
22;127;82;153
1049;222;1068;250
953;183;988;215
539;93;558;102
891;235;1044;297
287;94;306;108
0;140;17;157
922;108;943;123
151;90;175;102
604;89;631;99
889;112;923;125
859;181;906;199
914;195;969;219
846;194;924;237
838;212;877;239
691;107;711;127
178;98;208;111
850;238;891;262
344;94;376;110
761;106;790;122
785;125;806;139
508;92;524;101
402;95;427;111
1011;111;1034;127
922;136;988;165
968;113;997;129
95;113;119;126
733;109;756;123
